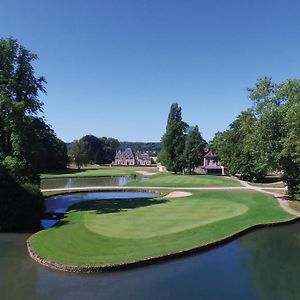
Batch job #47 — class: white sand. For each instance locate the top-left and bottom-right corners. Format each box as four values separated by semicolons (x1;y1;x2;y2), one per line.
164;191;192;198
135;171;157;176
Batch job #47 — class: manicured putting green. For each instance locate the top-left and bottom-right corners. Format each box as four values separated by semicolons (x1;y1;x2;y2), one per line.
85;198;248;238
30;190;293;266
126;173;241;187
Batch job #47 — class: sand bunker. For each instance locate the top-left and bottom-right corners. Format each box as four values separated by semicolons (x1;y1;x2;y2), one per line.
135;171;157;176
164;191;192;198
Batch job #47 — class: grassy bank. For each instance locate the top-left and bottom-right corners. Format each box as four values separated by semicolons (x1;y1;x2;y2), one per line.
126;173;241;187
30;190;292;266
289;201;300;213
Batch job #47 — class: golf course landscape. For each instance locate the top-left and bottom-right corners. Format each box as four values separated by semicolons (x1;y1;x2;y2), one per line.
28;171;296;271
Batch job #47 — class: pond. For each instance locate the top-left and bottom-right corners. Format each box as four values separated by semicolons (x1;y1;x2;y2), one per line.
41;176;137;190
2;222;300;299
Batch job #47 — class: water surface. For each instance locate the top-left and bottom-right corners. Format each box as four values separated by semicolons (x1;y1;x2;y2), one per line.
41;176;134;190
2;222;300;300
2;189;300;300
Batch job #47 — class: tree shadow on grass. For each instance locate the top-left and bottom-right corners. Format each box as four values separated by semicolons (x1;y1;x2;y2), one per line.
52;220;70;228
69;198;169;215
258;175;282;184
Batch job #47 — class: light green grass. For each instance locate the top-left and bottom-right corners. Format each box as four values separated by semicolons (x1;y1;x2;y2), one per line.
30;190;293;266
40;167;136;179
126;173;241;187
85;198;247;238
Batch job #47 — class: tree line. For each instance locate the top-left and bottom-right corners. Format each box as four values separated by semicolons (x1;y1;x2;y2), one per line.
69;135;120;168
159;103;206;174
119;142;161;155
211;77;300;200
69;137;162;169
0;38;68;231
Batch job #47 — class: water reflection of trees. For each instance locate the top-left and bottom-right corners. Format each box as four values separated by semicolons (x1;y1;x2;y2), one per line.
239;223;300;300
0;234;54;300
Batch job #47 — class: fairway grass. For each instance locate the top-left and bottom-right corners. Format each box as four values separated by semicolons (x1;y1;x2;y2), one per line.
40;167;136;179
126;173;241;187
30;190;293;267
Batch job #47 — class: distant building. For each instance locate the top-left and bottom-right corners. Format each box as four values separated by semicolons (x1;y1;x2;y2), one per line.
202;150;225;175
114;148;152;166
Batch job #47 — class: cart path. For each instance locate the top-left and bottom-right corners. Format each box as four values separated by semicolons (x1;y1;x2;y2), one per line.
237;179;300;217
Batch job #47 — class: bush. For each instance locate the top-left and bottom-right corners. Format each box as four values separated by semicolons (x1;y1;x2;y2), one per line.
0;166;44;232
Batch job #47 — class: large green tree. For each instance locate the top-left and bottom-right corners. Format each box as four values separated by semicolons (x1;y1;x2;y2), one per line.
212;77;300;199
0;38;47;183
184;125;205;174
69;139;89;169
159;103;188;174
0;38;51;231
99;137;120;164
81;135;103;164
0;38;67;231
249;78;300;198
211;110;267;181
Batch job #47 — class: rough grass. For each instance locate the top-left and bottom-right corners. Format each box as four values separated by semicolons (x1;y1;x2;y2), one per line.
262;188;286;195
126;173;241;187
30;190;292;266
289;201;300;213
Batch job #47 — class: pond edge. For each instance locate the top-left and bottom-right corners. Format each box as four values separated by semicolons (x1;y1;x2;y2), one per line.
27;217;299;274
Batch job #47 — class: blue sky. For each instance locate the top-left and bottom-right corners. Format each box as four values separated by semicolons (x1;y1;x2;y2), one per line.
1;0;300;142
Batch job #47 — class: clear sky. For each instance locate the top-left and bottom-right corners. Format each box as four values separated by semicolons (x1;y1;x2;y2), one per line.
1;0;300;142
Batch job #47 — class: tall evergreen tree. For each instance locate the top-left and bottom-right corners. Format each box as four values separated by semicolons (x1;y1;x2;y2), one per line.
159;103;187;173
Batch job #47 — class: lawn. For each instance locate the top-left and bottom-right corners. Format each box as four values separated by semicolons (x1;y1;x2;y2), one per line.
40;167;136;179
126;173;241;187
29;190;293;266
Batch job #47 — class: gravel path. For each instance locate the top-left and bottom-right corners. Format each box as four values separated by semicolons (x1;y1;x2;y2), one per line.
237;179;300;217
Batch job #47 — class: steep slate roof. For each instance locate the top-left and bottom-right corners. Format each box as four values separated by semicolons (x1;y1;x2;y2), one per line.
122;148;135;159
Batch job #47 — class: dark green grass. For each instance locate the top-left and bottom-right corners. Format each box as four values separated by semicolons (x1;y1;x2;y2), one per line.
126;173;241;187
30;190;293;266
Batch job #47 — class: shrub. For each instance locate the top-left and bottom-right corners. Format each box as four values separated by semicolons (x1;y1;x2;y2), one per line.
0;166;44;232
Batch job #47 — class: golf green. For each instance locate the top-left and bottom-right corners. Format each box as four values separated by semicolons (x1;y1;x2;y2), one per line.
29;190;293;266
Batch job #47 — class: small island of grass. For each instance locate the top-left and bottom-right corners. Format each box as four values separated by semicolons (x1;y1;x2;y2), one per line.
28;189;294;272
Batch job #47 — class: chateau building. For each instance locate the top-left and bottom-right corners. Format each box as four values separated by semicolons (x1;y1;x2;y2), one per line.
202;150;225;175
114;148;152;166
